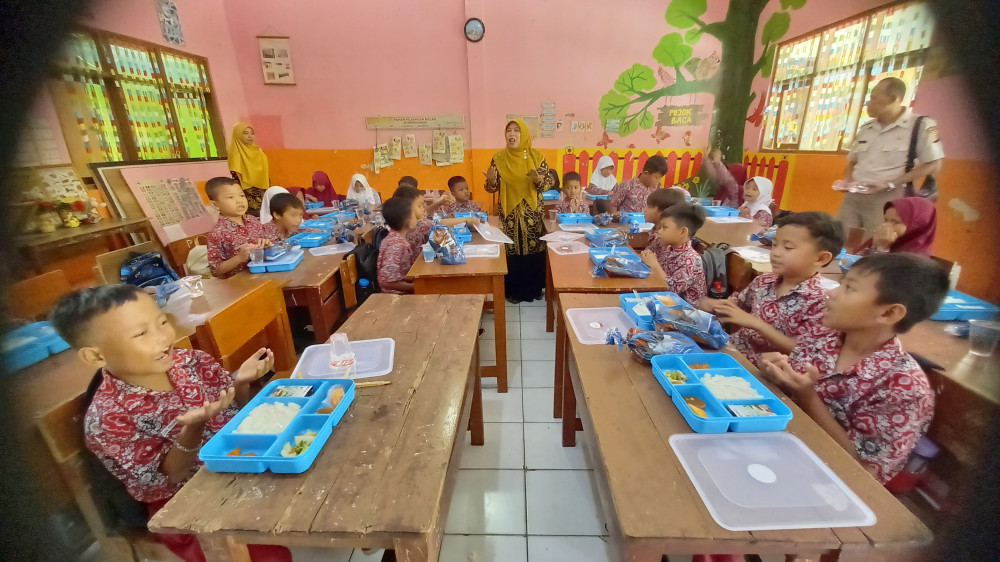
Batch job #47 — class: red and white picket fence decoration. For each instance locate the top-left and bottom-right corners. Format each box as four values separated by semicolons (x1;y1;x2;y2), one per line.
561;149;794;206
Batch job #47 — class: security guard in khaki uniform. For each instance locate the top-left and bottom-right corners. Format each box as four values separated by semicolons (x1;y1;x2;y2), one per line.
838;77;944;234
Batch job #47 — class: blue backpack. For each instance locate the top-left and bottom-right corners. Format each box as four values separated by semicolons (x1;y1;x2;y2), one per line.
120;251;179;288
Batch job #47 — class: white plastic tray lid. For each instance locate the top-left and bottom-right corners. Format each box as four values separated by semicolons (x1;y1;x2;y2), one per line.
463;244;501;258
669;432;876;531
565;307;637;345
550;241;590;255
559;223;597;232
294;338;395;380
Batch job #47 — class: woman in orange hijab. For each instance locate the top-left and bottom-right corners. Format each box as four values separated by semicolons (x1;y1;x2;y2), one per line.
227;122;270;214
484;119;555;303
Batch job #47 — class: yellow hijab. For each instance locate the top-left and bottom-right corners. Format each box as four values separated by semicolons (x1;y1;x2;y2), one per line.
494;119;545;214
227;122;269;191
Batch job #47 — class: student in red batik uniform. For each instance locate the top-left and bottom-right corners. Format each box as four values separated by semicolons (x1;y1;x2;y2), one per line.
205;177;275;279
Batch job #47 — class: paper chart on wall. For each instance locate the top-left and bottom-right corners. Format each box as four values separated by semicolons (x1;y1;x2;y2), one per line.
38;167;89;201
376;144;392;169
402;134;417;158
432;131;447;154
418;144;432;165
389;137;402;160
434;159;452;167
447;135;464;163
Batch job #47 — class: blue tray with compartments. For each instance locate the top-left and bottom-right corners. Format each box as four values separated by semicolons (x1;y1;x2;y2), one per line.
285;231;331;248
199;378;355;473
542;190;560;201
619;291;686;330
620;212;645;224
2;321;71;372
455;211;489;223
931;290;999;321
584;228;620;244
304;201;324;210
650;353;792;433
318;211;355;223
588;246;640;265
703;206;740;217
557;213;593;224
452;226;472;244
300;219;337;231
586;193;611;200
248;249;304;273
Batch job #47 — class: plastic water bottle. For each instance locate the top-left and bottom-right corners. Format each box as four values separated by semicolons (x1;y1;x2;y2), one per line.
356;278;373;305
327;333;356;377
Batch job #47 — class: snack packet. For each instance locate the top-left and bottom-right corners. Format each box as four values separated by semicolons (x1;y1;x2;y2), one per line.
647;299;729;349
592;255;651;279
606;327;700;364
429;224;467;265
593;212;613;226
589;229;629;248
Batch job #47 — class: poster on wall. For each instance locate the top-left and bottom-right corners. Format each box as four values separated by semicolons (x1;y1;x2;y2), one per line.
418;144;432;165
447;135;464;163
155;0;185;46
431;131;447;154
257;36;295;85
389;137;402;160
655;104;707;127
402;134;417;158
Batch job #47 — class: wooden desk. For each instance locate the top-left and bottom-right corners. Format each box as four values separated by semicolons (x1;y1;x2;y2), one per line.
696;217;763;246
557;293;932;561
150;294;486;562
16;217;157;273
407;228;509;392
546;246;670;418
232;245;352;344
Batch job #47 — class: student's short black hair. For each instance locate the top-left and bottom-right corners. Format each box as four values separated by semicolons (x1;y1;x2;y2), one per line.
447;176;468;190
642;155;668;176
646;188;685;211
398;176;418;189
382;197;414;232
49;285;145;347
269;192;304;216
776;211;844;259
205;176;241;201
851;253;950;333
393;184;421;200
563;172;581;186
661;202;706;236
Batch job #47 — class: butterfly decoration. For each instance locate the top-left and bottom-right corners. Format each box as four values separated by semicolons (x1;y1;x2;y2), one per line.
651;127;671;144
597;131;614;149
746;91;766;127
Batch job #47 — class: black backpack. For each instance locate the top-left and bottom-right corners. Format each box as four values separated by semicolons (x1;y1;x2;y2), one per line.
347;227;388;293
119;251;179;288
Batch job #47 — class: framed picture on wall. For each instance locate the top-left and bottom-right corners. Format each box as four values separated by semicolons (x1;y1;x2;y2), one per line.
257;36;295;85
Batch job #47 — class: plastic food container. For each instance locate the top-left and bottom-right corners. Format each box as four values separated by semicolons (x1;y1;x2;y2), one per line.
452;226;472;244
248;249;305;273
285;232;332;248
651;353;792;433
294;338;395;380
618;291;684;330
2;321;71;372
557;213;594;224
585;193;611;200
588;246;640;265
703;206;740;217
620;212;645;224
300;219;337;231
199;378;355;473
542;190;560;201
565;307;637;345
930;290;999;321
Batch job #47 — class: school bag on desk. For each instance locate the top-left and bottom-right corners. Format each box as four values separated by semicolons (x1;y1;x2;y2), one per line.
119;251;179;288
345;226;389;293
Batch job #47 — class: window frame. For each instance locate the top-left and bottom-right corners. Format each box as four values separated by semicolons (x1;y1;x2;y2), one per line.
759;0;934;155
51;27;227;171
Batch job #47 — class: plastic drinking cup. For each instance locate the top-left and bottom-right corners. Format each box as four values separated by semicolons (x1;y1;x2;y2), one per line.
249;247;264;263
968;320;1000;357
548;210;557;221
711;200;722;206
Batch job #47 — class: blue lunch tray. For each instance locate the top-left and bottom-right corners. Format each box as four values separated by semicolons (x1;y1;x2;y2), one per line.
650;353;792;433
585;193;611;200
557;213;594;224
455;211;489;223
301;219;337;231
304;201;324;210
931;290;999;321
2;321;71;372
619;291;685;330
200;378;355;473
703;206;740;217
452;226;472;244
584;228;619;244
588;246;640;265
248;249;305;273
318;211;355;223
542;190;560;201
621;212;645;224
285;231;332;248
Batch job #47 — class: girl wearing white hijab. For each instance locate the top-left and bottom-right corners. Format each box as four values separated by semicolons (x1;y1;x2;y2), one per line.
587;155;616;193
738;176;774;227
345;173;381;207
259;186;289;224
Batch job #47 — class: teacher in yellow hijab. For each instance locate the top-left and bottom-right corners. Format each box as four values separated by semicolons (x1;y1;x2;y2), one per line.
484;119;554;303
227;122;270;214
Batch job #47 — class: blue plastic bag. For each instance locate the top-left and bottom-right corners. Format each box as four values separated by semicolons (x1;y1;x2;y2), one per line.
749;226;777;247
589;229;629;248
592;256;651;279
647;300;729;349
605;327;700;364
429;224;466;265
594;212;613;226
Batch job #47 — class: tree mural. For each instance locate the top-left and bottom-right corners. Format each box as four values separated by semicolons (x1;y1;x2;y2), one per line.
598;0;806;164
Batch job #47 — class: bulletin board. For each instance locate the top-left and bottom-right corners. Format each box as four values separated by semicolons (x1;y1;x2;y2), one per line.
95;160;227;245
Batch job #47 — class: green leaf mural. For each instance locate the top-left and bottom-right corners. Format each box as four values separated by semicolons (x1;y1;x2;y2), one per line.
652;33;693;69
614;64;657;95
665;0;707;29
598;0;806;167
